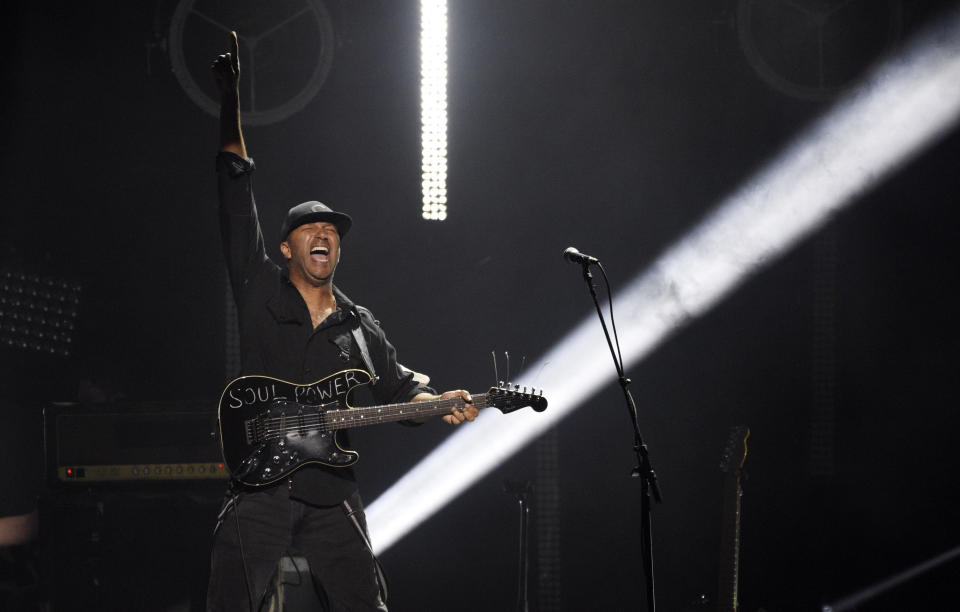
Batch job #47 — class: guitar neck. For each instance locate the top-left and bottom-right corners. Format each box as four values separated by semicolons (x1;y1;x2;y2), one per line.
324;393;491;430
718;473;743;612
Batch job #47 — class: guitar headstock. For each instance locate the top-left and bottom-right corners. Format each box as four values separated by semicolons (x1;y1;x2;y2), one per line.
486;384;548;414
720;425;750;473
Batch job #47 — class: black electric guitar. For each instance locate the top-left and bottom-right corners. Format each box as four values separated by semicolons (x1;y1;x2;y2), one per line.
718;425;750;612
218;368;548;486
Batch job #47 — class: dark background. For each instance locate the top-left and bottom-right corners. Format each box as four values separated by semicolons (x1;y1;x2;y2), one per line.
2;1;959;610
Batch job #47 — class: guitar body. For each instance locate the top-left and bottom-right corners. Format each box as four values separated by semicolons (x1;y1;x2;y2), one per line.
218;369;374;486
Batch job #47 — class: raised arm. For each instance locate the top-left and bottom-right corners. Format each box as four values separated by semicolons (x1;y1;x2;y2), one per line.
211;31;247;158
211;30;270;303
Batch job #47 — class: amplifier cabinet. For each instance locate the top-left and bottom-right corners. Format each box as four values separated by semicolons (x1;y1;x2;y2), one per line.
44;401;227;484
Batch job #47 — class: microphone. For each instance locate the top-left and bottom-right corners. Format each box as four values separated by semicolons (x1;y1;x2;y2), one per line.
562;246;599;266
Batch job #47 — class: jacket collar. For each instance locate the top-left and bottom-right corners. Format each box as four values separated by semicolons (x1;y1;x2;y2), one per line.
266;269;358;324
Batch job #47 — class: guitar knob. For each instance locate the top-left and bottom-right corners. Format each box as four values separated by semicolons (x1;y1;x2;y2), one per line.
273;455;280;463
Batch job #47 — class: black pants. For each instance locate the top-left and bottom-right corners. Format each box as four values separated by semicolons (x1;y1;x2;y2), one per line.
206;485;386;612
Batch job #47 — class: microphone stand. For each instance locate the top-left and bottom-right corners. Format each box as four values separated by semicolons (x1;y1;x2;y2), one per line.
578;260;662;612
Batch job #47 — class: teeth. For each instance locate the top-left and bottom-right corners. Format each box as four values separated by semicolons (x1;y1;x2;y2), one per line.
311;247;329;255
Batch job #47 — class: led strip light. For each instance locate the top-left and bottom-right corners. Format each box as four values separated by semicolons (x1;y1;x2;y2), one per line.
420;0;448;220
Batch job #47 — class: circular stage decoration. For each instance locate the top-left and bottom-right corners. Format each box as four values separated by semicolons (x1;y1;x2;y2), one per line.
737;0;902;101
169;0;335;125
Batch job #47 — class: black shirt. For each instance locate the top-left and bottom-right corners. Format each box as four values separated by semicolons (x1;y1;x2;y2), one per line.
217;151;429;505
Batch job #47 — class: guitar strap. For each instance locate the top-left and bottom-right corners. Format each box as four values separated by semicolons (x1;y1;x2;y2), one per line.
350;325;378;386
352;310;432;390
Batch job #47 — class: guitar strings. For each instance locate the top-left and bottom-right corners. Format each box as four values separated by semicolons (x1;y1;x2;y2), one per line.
251;395;493;440
247;385;540;442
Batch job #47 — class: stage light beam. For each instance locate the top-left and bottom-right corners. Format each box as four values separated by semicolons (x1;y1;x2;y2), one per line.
823;544;960;611
369;8;960;554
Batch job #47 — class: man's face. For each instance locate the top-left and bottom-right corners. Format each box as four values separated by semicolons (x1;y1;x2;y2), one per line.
280;221;341;286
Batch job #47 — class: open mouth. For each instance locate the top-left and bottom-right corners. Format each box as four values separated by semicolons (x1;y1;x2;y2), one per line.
310;245;330;263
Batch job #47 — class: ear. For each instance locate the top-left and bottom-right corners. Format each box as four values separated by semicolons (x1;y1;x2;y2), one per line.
280;241;292;260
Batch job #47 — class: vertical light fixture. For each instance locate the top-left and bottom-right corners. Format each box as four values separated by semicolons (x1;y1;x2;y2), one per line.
420;0;448;220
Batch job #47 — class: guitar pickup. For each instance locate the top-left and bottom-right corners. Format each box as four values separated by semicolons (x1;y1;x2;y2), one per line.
244;418;261;444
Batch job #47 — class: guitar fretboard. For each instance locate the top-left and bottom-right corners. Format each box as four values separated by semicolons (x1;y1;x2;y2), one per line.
249;394;492;442
322;394;491;430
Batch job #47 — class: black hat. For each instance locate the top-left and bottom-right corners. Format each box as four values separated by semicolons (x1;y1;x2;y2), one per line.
279;201;353;241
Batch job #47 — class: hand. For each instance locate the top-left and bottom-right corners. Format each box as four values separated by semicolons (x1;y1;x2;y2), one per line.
440;390;477;426
211;31;240;96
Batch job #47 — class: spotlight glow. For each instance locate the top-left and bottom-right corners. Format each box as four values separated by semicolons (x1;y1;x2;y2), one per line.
823;544;960;612
369;9;960;554
421;0;448;221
